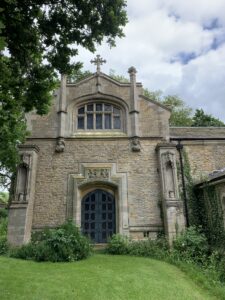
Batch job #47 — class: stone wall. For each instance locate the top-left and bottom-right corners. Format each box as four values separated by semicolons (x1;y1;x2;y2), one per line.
26;92;59;138
170;127;225;138
67;75;135;106
26;73;171;140
170;127;225;181
11;71;175;244
139;97;170;138
29;138;163;238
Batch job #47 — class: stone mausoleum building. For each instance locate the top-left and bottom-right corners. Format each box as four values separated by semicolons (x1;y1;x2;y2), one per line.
8;56;225;245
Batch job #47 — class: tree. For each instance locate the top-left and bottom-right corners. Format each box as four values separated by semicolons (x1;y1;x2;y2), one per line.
144;89;193;126
109;69;129;83
192;109;225;127
161;95;193;126
0;192;9;204
68;69;92;83
0;0;127;188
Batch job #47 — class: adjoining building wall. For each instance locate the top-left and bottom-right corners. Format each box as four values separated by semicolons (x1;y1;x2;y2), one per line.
170;127;225;182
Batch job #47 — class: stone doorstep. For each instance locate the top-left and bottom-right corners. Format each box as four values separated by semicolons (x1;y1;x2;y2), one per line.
93;243;107;251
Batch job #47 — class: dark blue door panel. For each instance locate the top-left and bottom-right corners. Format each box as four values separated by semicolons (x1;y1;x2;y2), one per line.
81;189;115;243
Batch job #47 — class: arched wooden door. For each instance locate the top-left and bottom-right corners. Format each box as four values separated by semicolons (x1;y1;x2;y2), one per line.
81;189;116;243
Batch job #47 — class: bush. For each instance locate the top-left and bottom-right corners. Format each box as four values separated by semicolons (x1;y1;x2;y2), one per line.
10;242;36;260
0;217;8;237
206;250;225;282
10;220;92;262
0;208;8;219
172;226;209;265
128;238;169;259
106;234;129;255
106;234;168;259
0;237;8;255
0;208;8;255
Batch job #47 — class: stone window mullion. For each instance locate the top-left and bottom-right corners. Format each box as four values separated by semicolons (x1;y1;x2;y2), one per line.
84;105;87;130
76;102;122;131
103;113;105;130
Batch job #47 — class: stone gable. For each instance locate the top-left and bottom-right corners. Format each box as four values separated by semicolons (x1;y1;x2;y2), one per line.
8;58;225;245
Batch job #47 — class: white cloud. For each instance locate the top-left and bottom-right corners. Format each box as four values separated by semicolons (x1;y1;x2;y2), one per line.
76;0;225;121
161;0;225;25
166;45;225;119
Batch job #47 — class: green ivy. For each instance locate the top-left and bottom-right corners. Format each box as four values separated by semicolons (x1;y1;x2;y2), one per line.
179;149;225;249
195;185;225;248
178;149;199;226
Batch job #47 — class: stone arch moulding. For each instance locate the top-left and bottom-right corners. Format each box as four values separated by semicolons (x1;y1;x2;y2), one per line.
66;93;130;136
66;162;129;236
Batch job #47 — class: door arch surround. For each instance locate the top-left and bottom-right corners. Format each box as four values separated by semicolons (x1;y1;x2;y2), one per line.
66;163;129;237
81;188;116;243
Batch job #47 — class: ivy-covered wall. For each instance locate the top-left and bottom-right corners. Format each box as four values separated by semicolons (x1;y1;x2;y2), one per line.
177;147;225;248
194;185;225;247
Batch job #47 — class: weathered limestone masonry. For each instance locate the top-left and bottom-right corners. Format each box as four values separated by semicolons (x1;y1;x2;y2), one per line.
194;169;225;230
7;57;225;245
170;127;225;232
8;145;39;245
170;127;225;181
156;143;185;245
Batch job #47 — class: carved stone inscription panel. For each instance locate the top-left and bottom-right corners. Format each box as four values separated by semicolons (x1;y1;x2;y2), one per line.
86;168;110;180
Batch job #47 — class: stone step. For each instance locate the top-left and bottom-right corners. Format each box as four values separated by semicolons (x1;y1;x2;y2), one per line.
93;243;107;251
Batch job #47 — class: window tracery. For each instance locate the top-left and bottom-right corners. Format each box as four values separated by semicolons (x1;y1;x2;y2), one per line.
77;102;121;130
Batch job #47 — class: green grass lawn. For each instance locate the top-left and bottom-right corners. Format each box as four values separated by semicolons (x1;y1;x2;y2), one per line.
0;254;223;300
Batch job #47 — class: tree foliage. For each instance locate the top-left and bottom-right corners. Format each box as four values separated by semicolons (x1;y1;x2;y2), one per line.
161;95;193;126
0;192;9;204
144;89;193;126
0;0;128;187
68;69;92;83
192;109;225;127
109;69;129;83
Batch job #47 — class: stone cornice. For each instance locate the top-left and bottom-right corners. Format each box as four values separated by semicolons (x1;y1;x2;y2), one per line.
18;144;40;153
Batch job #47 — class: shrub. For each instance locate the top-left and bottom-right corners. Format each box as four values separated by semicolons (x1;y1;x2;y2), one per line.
0;208;8;219
206;250;225;282
106;234;129;255
10;220;92;262
106;234;168;259
128;238;169;259
0;217;8;237
31;227;52;242
0;237;8;255
10;242;36;260
172;226;209;264
0;208;8;255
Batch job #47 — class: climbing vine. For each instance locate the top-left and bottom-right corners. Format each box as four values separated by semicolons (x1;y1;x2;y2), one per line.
195;185;225;247
178;148;225;248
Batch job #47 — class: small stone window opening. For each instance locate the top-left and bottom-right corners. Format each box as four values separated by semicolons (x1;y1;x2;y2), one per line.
77;103;121;130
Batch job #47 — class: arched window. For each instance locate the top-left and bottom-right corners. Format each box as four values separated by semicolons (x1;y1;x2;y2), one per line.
77;103;121;130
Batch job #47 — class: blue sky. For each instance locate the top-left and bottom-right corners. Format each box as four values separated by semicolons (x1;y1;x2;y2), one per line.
76;0;225;121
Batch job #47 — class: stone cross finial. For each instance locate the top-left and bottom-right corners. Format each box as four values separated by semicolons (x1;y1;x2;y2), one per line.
91;55;106;73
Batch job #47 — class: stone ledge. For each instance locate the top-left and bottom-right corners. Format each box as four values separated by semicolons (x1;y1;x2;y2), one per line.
18;144;40;152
